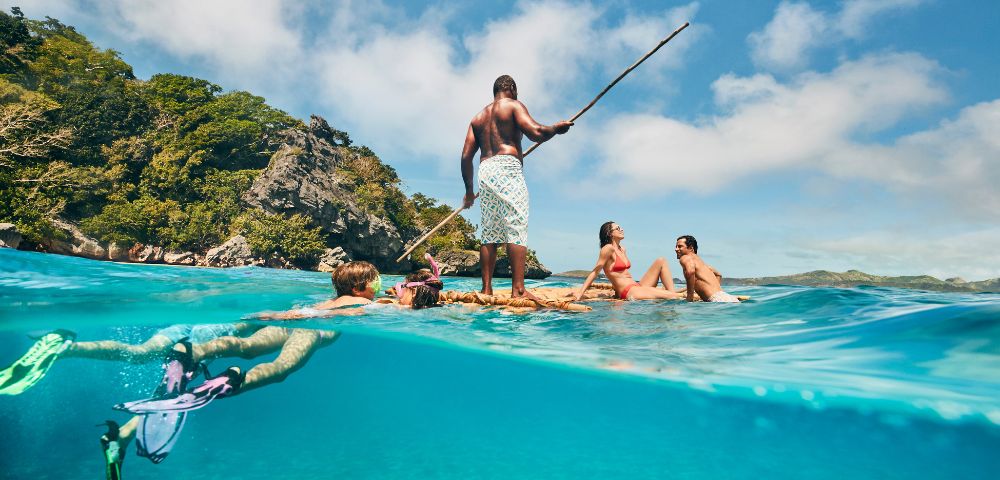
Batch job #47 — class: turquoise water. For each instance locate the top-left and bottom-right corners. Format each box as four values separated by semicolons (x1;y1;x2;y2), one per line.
1;248;999;479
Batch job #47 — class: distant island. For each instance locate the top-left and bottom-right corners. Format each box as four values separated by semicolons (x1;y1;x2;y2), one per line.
554;269;998;293
552;270;596;278
725;270;999;293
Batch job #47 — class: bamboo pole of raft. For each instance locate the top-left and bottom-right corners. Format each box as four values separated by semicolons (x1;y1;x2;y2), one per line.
521;21;690;157
440;290;592;312
397;22;690;263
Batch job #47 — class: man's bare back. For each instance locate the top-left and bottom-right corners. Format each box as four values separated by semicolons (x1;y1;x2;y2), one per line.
469;98;526;160
675;236;724;302
679;254;723;301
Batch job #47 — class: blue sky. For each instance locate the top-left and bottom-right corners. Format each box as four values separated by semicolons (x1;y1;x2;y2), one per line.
11;0;1000;280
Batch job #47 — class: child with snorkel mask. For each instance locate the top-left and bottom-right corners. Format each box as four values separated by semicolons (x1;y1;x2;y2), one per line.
388;253;444;309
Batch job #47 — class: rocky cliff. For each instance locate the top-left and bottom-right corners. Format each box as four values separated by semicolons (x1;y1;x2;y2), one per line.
242;116;412;272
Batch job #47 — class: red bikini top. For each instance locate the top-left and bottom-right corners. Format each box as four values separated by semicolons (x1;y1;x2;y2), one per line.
611;250;631;273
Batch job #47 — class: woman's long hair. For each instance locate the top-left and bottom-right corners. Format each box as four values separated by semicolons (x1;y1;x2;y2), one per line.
599;221;615;248
405;269;444;309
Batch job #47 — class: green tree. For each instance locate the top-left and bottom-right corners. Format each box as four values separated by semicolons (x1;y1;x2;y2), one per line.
231;209;325;265
0;78;73;167
0;7;42;79
0;10;510;271
26;20;152;165
143;73;221;117
102;135;155;196
177;91;299;170
81;196;181;246
407;192;479;259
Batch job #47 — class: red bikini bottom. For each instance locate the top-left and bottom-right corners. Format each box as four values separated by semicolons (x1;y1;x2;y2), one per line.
619;282;640;299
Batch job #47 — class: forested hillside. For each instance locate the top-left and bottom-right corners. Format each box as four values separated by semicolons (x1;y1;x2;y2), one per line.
0;8;479;270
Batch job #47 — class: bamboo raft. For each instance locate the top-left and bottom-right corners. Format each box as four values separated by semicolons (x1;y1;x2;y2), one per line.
439;290;593;312
439;284;748;312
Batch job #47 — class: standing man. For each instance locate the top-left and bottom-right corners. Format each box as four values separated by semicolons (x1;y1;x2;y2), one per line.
674;235;740;303
461;75;573;298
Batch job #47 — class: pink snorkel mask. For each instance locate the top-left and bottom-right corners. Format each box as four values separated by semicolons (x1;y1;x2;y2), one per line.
393;253;442;298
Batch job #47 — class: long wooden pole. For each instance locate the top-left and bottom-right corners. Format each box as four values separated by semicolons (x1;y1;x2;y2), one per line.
396;205;464;262
522;21;689;157
396;22;690;263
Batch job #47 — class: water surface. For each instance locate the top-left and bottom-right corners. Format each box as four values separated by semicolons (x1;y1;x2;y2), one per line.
1;249;998;478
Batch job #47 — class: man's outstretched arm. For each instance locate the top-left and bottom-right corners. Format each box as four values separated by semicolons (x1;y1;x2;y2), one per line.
461;124;478;208
511;101;572;143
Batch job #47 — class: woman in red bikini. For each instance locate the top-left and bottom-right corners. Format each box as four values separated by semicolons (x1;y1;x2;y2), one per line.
571;221;684;301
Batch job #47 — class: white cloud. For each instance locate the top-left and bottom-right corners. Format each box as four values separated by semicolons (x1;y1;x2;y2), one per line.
805;228;1000;281
837;0;926;39
15;0;304;73
314;0;702;175
748;2;828;71
828;99;1000;216
14;0;702;173
107;1;303;72
749;0;926;72
593;53;959;196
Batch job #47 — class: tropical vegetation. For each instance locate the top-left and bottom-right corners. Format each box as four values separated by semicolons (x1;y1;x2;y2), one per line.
0;8;478;267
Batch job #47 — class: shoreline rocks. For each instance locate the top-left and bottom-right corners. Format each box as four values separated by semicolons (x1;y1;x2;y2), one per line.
163;251;197;266
46;219;107;260
434;249;551;279
129;244;165;263
204;235;257;268
316;247;351;272
27;219;203;267
0;223;21;249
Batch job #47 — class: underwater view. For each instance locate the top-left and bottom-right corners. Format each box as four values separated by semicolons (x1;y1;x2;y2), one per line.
1;248;999;479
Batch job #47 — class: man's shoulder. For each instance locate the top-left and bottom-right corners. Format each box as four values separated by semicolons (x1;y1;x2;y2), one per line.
496;97;525;111
312;299;338;309
320;296;372;309
470;106;488;122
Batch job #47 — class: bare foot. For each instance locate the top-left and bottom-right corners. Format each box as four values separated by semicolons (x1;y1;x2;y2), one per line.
512;289;544;306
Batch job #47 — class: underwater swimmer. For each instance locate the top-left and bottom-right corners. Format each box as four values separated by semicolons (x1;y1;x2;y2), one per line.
114;260;387;414
98;261;381;476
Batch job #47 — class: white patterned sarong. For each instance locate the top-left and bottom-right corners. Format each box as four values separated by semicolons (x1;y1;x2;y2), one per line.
479;154;529;245
708;291;740;303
